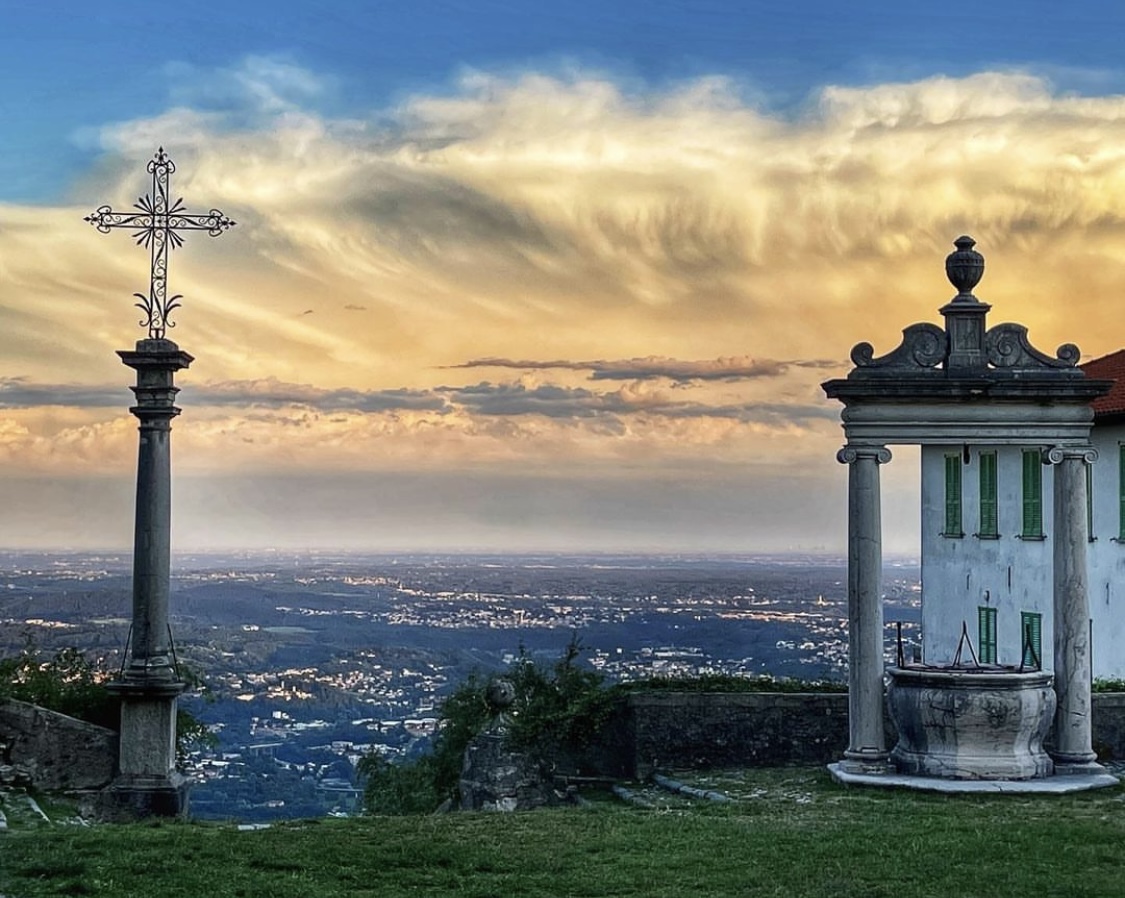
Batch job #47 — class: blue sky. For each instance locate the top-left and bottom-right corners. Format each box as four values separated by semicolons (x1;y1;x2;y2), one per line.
4;3;1125;551
7;2;1125;201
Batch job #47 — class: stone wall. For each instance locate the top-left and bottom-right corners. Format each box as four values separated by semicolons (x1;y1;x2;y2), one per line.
0;698;117;791
623;692;851;779
618;691;1125;779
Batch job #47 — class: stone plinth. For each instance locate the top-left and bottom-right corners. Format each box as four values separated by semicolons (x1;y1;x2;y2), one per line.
459;727;556;812
887;666;1055;780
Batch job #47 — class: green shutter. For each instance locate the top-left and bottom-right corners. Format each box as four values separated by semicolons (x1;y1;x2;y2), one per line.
1020;611;1042;669
944;454;962;537
978;606;997;664
979;452;998;537
1022;450;1043;538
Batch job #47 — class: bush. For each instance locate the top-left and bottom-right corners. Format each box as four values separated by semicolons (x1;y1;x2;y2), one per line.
359;635;610;815
0;640;215;769
0;642;118;729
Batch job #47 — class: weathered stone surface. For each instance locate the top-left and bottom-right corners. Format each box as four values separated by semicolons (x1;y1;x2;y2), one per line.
623;692;862;779
887;667;1055;779
459;727;557;812
0;698;117;791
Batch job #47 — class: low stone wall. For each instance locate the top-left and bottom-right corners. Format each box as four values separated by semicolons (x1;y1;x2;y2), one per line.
620;691;1125;778
624;692;851;779
1092;693;1125;761
0;698;117;791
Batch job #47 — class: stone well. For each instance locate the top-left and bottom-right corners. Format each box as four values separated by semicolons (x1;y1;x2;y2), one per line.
886;665;1055;780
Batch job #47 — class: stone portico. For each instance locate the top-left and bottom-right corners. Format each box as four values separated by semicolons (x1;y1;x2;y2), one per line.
822;237;1112;780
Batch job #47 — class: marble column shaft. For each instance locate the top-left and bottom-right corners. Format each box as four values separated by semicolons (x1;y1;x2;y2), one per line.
1048;446;1099;769
838;445;892;768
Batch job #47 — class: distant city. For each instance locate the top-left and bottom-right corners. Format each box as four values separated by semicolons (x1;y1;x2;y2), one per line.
0;552;920;820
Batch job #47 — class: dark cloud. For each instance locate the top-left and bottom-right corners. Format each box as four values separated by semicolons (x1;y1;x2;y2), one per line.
0;374;830;424
441;381;834;424
186;379;449;413
0;376;448;414
0;377;125;409
442;382;622;418
446;355;839;383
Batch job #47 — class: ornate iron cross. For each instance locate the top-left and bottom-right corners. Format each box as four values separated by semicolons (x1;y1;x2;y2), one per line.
85;147;235;339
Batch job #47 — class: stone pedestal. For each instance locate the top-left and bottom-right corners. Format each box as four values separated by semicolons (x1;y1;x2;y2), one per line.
458;677;556;811
100;340;193;819
837;445;893;773
459;727;555;812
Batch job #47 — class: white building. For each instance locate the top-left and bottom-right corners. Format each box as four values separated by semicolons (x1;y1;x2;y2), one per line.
823;236;1111;774
920;349;1125;678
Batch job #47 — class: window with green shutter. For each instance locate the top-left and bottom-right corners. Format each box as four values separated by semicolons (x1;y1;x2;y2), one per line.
944;453;963;537
1020;611;1042;669
978;606;997;664
1021;449;1044;539
978;451;998;538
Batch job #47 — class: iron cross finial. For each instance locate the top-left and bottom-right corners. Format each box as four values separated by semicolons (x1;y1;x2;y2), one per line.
85;147;235;339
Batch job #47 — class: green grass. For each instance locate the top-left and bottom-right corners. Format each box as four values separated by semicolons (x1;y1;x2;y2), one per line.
3;769;1125;897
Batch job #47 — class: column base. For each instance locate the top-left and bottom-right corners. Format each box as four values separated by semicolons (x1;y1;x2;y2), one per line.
838;749;893;775
1051;755;1106;777
94;772;190;821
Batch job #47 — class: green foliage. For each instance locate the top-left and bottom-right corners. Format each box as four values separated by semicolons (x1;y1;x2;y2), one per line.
0;641;118;730
0;639;215;771
360;635;610;815
356;753;444;816
502;635;615;764
1093;677;1125;693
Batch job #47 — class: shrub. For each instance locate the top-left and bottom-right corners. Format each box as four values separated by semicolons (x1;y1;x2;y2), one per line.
0;640;215;769
359;635;610;814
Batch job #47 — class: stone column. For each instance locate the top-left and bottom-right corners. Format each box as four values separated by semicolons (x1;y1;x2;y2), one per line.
102;338;194;819
837;445;892;772
1046;446;1103;774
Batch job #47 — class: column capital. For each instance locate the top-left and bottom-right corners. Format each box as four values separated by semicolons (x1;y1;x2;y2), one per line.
1044;446;1098;465
837;445;892;465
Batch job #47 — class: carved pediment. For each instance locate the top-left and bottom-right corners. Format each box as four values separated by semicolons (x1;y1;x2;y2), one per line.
985;323;1079;370
851;323;948;370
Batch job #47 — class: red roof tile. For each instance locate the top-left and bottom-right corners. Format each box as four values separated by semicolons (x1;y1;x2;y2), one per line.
1081;350;1125;418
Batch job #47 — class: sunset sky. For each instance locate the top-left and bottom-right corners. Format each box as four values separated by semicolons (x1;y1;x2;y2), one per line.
3;2;1125;553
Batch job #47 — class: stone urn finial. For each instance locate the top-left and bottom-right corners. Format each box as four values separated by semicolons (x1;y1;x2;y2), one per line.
485;677;516;720
945;235;985;302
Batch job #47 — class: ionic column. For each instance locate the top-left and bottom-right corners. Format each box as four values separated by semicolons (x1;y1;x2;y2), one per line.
837;445;892;772
1046;446;1103;773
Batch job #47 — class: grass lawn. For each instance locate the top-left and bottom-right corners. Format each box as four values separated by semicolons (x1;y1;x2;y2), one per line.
2;768;1124;897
